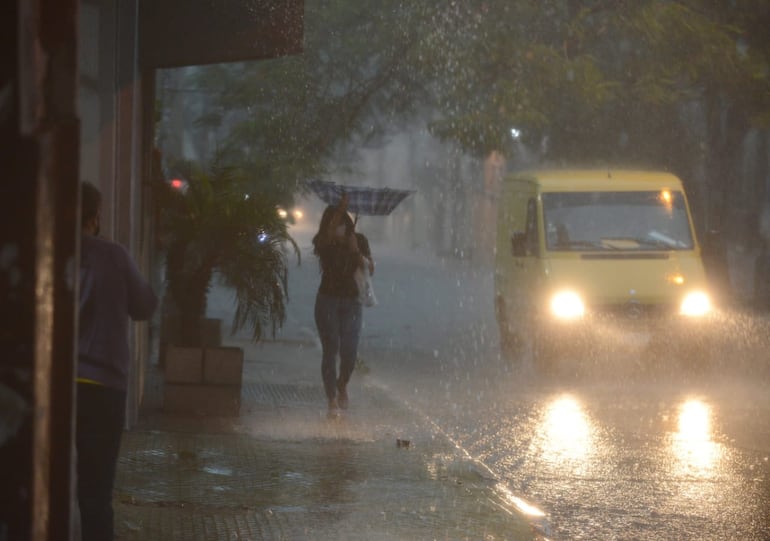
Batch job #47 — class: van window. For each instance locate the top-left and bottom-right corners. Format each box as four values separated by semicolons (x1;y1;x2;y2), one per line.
525;198;538;255
542;191;693;251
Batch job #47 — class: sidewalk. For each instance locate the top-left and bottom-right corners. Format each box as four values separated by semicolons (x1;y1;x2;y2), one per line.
114;339;547;541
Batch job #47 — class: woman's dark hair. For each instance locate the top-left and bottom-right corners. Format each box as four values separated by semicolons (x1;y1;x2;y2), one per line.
312;205;354;256
81;181;102;226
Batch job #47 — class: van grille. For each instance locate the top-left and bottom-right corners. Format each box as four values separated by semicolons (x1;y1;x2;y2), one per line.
591;302;676;321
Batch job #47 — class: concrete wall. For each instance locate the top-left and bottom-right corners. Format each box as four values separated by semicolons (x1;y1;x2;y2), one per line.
79;0;150;425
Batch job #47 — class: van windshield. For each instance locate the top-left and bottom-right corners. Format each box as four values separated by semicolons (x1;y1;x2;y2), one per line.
542;190;694;251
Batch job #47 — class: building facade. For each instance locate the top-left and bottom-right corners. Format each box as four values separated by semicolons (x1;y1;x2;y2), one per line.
3;2;303;539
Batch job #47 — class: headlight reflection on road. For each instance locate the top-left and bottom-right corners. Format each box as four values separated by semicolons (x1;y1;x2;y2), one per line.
538;394;596;468
496;484;547;517
672;398;722;476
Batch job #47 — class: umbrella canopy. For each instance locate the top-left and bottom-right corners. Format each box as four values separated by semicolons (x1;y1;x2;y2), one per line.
306;179;415;216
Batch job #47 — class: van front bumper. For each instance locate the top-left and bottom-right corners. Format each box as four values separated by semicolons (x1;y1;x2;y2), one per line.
535;305;718;357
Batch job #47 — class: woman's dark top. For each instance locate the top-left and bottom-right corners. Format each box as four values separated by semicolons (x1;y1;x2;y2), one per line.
317;233;371;299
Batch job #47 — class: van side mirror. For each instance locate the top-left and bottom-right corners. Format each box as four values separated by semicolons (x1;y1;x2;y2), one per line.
511;232;526;257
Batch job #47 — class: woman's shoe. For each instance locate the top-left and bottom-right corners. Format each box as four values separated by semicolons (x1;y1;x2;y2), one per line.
327;397;340;419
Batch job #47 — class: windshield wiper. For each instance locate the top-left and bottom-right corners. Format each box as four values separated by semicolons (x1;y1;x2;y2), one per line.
554;240;615;250
600;236;676;250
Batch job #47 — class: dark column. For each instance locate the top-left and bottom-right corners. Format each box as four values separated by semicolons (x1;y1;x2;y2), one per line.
1;1;80;540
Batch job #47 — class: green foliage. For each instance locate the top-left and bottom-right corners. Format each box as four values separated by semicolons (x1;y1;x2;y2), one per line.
186;0;768;215
193;0;436;198
422;1;768;162
157;160;299;345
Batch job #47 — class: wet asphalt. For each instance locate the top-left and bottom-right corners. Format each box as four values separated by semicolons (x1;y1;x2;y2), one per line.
116;240;770;540
114;339;545;540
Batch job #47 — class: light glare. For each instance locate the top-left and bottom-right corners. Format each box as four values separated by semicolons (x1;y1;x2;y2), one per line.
668;273;685;285
550;290;585;319
680;291;711;316
537;394;596;468
672;398;721;477
498;485;547;517
678;400;710;439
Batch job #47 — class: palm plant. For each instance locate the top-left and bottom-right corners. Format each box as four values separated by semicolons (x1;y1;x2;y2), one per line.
158;160;298;347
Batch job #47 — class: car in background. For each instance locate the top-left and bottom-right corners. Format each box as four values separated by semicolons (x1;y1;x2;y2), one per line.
276;206;304;224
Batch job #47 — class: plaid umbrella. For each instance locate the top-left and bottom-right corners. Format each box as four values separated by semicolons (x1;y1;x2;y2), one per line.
306;179;415;216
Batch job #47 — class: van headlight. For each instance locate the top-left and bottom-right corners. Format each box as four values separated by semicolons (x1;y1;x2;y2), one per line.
550;290;585;320
680;291;711;317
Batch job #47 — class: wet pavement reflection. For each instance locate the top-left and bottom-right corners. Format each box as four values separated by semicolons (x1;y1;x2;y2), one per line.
115;375;543;540
671;398;722;478
337;249;770;539
172;246;770;540
373;345;770;540
536;394;596;469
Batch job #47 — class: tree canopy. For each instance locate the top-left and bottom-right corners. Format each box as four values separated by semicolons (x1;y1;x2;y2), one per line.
423;1;769;163
190;0;770;221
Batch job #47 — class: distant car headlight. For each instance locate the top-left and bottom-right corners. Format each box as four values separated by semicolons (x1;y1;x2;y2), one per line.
680;291;711;317
550;290;585;319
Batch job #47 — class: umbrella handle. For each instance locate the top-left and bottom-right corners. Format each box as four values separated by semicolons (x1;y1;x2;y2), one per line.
338;191;350;212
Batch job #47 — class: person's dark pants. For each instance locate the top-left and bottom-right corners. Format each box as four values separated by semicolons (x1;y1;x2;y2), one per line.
314;292;363;402
76;382;126;541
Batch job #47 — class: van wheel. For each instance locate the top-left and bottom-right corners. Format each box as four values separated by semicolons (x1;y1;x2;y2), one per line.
495;296;521;361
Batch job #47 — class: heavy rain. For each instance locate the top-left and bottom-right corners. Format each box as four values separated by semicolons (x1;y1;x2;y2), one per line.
140;2;770;540
125;3;770;539
5;1;769;541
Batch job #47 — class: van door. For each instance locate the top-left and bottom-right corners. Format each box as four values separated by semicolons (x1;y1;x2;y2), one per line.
495;183;539;352
514;196;542;320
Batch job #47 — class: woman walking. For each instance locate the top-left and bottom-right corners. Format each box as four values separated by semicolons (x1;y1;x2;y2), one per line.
312;196;374;416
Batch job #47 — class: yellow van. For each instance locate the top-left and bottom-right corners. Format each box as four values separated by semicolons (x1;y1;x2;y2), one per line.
494;169;713;368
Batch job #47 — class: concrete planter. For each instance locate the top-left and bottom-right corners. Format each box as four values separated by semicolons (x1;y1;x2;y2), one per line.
163;345;243;416
159;315;222;368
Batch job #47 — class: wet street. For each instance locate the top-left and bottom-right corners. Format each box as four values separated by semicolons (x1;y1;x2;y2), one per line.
255;236;770;540
354;251;770;540
378;360;770;540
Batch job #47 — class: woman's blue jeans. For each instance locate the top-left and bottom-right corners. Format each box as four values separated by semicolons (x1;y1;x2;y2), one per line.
314;292;363;402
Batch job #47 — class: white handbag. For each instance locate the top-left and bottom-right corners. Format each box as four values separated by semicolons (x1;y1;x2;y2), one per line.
354;260;377;307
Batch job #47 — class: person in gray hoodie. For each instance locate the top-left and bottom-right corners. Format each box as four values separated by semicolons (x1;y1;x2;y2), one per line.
76;182;157;541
